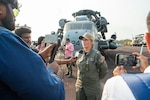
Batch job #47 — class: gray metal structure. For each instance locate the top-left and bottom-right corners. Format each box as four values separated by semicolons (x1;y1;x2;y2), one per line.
56;9;117;56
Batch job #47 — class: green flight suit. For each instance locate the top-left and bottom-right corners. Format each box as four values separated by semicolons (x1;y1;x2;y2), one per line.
75;49;108;100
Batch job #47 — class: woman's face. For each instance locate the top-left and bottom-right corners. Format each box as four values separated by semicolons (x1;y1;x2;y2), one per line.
81;38;93;49
41;38;46;46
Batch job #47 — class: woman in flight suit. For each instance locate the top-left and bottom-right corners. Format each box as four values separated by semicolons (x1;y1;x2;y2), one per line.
75;32;108;100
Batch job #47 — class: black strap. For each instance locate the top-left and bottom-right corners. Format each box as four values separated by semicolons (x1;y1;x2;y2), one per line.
121;73;150;100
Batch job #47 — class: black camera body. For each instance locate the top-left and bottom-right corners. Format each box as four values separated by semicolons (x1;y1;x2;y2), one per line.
115;53;137;67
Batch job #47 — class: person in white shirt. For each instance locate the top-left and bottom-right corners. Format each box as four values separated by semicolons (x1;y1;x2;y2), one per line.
101;11;150;100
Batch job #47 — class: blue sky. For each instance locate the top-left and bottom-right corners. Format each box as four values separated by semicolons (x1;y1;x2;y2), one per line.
16;0;150;41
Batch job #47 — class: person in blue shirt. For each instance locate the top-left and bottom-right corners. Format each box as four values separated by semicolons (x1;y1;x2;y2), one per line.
0;0;65;100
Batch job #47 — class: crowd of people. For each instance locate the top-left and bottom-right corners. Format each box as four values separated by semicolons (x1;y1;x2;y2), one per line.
0;0;150;100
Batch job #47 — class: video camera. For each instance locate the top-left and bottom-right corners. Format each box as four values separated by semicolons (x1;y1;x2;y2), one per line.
45;31;58;44
45;31;61;63
115;53;137;67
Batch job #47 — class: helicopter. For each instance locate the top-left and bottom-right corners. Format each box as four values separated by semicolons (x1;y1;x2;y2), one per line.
53;9;117;56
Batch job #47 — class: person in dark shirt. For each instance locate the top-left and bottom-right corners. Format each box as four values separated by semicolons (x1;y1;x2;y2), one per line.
15;26;39;53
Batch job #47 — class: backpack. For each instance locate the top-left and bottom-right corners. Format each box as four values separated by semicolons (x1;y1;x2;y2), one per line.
121;73;150;100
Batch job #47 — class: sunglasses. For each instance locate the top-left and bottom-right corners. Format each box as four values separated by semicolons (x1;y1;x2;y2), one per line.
13;3;22;17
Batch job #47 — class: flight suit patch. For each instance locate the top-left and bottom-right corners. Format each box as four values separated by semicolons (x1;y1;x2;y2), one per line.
89;57;94;61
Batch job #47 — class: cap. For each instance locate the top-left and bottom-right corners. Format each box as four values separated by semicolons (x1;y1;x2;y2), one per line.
147;11;150;33
79;33;94;41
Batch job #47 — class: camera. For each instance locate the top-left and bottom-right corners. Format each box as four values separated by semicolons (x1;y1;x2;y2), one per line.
45;31;58;44
115;53;137;67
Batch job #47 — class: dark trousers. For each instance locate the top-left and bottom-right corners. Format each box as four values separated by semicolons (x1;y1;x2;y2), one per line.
65;57;72;75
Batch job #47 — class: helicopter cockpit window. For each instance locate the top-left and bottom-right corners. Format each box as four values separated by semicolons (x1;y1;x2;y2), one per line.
64;23;82;31
64;24;72;31
82;23;92;30
74;24;82;29
64;22;93;31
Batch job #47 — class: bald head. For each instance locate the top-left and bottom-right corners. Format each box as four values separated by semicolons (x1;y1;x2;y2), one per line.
147;12;150;33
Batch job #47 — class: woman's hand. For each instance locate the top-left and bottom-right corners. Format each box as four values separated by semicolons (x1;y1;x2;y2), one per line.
100;56;105;62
